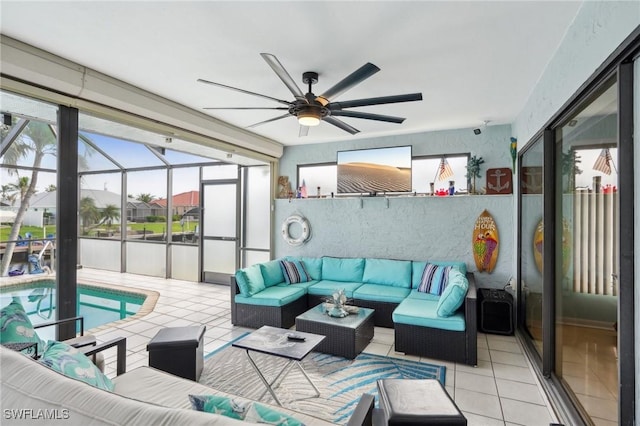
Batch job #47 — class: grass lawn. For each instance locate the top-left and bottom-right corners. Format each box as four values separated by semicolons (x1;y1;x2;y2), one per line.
1;221;198;241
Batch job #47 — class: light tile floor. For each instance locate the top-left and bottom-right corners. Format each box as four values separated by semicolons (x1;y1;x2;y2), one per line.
81;269;559;426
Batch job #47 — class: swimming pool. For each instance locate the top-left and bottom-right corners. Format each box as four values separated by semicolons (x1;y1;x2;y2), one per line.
0;280;146;341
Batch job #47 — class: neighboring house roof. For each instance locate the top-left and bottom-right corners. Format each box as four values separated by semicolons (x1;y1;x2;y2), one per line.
155;191;199;207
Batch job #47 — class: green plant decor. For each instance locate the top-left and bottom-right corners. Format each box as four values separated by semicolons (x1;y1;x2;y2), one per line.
466;155;485;194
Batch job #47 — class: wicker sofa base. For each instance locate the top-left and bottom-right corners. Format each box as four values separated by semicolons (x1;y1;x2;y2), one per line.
232;295;308;329
394;322;475;365
351;299;398;328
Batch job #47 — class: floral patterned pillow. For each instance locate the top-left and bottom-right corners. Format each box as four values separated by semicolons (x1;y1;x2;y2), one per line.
0;298;45;356
39;340;114;391
189;394;304;425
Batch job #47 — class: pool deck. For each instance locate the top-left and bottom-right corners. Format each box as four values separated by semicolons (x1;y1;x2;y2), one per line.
1;268;558;425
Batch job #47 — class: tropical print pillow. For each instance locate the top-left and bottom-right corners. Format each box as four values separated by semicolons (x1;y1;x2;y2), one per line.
39;340;114;391
189;394;305;425
0;297;45;356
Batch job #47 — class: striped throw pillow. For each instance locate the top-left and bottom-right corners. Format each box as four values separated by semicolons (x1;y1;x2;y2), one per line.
417;264;452;295
279;260;311;284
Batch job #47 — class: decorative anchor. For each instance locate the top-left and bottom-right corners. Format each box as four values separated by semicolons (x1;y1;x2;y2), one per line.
488;169;510;192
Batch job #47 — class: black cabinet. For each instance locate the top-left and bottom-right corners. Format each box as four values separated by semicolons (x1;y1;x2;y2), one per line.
477;288;514;335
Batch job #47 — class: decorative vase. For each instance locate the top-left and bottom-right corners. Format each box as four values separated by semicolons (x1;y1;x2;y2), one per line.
327;289;349;318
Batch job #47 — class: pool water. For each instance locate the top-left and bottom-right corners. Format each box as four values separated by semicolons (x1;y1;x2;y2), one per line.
1;280;145;341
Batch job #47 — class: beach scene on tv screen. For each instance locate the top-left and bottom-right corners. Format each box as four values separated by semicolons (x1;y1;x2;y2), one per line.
337;146;412;193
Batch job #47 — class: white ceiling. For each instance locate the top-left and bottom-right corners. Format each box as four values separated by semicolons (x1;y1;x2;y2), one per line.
0;1;582;147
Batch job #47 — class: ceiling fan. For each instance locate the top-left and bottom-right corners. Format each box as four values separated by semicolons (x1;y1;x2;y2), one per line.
198;53;423;136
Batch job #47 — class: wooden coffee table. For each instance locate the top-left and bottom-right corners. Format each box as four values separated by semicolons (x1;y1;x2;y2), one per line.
295;304;375;359
232;325;325;406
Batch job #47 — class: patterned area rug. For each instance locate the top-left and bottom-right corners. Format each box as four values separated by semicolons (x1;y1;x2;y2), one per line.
200;342;445;425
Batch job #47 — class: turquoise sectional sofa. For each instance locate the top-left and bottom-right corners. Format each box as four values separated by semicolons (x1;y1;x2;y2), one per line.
230;256;477;365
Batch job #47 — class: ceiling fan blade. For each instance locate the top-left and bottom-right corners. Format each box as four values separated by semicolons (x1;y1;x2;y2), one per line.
247;113;291;128
330;110;405;124
323;116;360;135
260;53;307;102
316;63;380;106
197;78;292;106
330;93;423;109
203;107;289;110
299;125;310;137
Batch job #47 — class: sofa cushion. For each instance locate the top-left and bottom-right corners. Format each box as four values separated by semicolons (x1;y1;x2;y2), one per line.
307;280;363;298
353;284;411;303
0;298;45;356
260;260;285;287
234;286;305;307
362;258;411;288
236;264;266;296
293;257;323;280
321;257;364;282
411;261;467;289
417;264;452;295
276;280;318;291
405;289;440;302
279;259;311;284
39;340;114;391
392;298;466;332
436;269;469;317
1;348;245;426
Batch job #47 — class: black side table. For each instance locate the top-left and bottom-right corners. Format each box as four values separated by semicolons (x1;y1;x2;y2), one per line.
147;325;206;381
477;288;514;335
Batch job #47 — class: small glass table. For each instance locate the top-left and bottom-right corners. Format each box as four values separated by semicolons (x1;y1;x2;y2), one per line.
295;304;375;359
232;325;325;406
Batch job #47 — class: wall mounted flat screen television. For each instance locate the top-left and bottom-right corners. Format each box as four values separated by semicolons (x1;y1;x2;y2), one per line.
337;145;412;194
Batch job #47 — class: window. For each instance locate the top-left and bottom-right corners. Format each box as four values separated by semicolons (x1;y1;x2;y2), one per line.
297;154;471;197
412;154;470;194
297;163;337;198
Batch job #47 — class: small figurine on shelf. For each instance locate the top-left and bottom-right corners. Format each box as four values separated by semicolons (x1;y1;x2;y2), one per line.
448;180;455;196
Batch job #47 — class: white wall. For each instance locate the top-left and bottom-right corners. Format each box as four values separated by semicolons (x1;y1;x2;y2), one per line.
513;1;640;143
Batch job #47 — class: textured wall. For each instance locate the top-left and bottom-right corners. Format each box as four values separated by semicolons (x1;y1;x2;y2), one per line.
513;1;640;143
275;124;515;289
275;195;513;289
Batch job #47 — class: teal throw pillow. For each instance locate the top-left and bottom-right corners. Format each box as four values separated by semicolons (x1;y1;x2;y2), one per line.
236;264;265;296
39;340;114;391
245;403;305;426
436;269;469;317
280;259;310;284
260;260;285;287
189;395;305;425
0;298;45;356
189;394;250;420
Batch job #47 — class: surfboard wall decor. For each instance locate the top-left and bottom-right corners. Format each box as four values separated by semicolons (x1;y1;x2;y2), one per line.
472;209;499;273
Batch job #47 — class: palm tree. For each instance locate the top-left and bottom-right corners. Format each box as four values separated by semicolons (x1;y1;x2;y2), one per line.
99;204;120;230
0;120;56;276
79;197;100;235
136;193;155;203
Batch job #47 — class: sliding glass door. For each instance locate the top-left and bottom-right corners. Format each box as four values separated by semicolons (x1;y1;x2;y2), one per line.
554;76;619;424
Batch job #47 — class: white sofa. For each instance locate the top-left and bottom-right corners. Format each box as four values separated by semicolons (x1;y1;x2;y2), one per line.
1;347;372;425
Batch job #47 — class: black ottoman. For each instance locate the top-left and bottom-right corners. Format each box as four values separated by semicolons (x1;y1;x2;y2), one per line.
147;325;206;381
377;379;467;425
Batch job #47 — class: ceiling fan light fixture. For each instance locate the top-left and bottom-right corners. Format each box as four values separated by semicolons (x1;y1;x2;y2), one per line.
298;111;321;127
